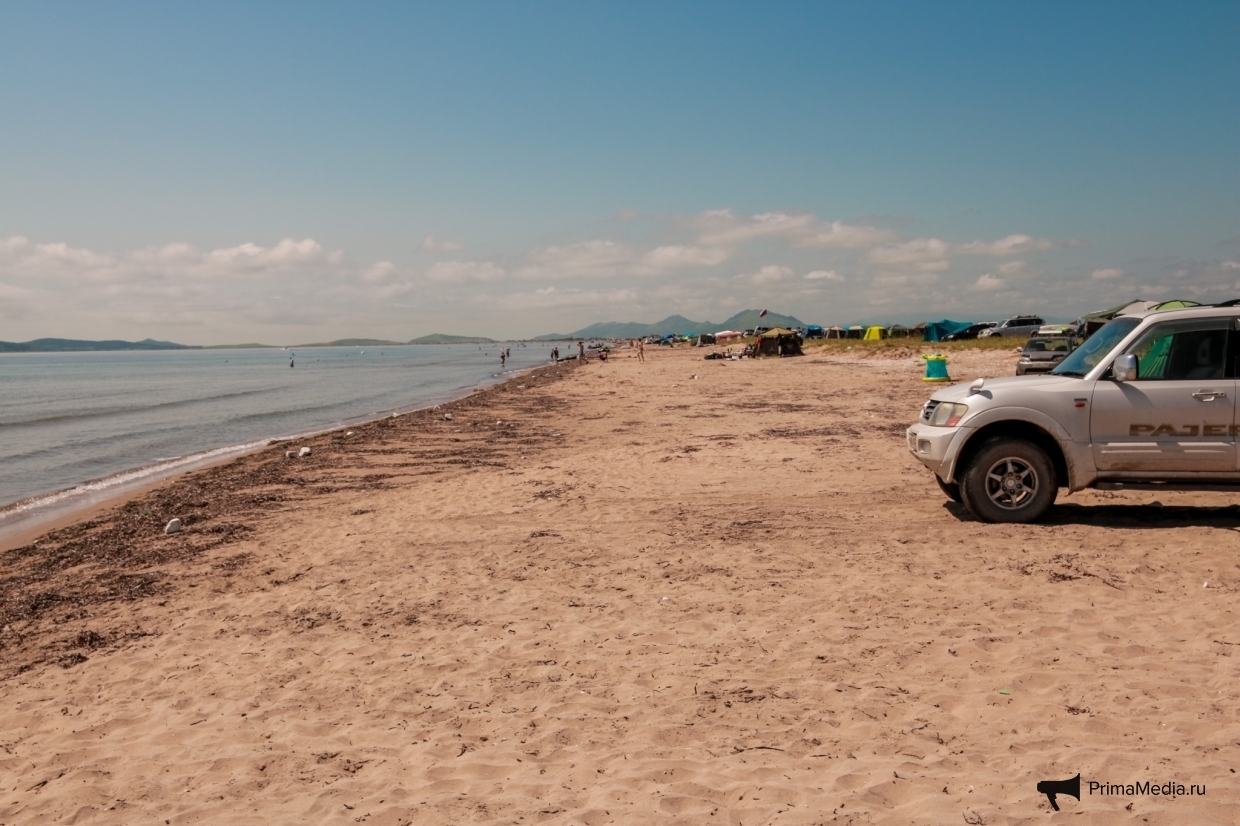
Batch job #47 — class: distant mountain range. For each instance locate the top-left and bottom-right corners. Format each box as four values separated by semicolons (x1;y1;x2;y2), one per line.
1;334;501;352
408;334;496;344
535;310;806;340
0;337;196;352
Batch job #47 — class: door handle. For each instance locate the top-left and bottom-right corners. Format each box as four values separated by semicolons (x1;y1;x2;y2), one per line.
1192;390;1226;401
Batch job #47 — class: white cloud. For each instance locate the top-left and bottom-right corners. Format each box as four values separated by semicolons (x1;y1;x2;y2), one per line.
1222;261;1240;271
361;261;397;284
956;234;1056;256
636;245;730;272
421;233;463;252
974;273;1004;291
867;238;952;270
690;209;896;249
206;238;334;271
1091;268;1124;280
998;260;1026;274
797;221;899;249
804;270;844;281
742;265;794;285
425;260;506;283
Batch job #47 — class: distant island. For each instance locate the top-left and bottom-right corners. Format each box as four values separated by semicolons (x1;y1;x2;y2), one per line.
535;309;806;340
408;334;496;344
2;334;499;353
0;337;197;353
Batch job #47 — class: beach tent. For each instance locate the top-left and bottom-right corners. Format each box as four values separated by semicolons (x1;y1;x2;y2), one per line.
715;330;743;343
754;327;803;357
1079;299;1200;338
846;325;865;339
923;320;972;342
805;325;825;339
826;325;846;339
863;326;886;340
888;324;910;338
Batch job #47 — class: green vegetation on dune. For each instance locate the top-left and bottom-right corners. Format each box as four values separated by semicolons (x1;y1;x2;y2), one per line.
803;336;1021;354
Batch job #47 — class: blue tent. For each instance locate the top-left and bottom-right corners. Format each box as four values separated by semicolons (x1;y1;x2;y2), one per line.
923;320;972;342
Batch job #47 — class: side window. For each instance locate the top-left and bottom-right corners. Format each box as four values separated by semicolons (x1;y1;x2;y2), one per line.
1126;318;1229;380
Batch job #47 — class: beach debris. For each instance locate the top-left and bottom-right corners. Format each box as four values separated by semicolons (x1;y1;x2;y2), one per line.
444;413;454;421
165;518;182;534
299;447;312;457
285;450;295;459
998;689;1012;696
517;384;526;390
346;431;355;436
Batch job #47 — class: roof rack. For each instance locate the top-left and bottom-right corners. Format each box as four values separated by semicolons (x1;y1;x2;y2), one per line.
1212;299;1240;308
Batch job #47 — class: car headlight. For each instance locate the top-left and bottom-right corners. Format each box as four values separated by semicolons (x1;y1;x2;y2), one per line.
929;402;968;427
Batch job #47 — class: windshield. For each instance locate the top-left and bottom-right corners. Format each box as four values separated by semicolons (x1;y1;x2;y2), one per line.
1051;317;1140;376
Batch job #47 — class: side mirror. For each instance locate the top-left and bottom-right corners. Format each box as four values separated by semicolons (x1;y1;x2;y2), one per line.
1113;353;1138;382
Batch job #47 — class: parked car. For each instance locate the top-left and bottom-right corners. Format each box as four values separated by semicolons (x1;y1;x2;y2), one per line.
943;322;998;341
754;326;771;336
1015;336;1074;375
742;329;756;337
906;302;1236;522
978;315;1045;339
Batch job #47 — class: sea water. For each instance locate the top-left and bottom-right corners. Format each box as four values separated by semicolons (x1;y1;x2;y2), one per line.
0;343;553;530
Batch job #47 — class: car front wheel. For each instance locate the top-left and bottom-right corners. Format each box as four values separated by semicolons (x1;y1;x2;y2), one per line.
959;438;1057;523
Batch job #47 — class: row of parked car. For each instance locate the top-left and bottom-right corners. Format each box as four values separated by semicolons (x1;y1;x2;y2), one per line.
943;315;1047;341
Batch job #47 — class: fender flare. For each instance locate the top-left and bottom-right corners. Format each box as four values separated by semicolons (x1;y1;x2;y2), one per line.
946;407;1088;489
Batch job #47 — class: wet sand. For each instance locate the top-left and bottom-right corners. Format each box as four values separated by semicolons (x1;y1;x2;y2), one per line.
1;348;1235;824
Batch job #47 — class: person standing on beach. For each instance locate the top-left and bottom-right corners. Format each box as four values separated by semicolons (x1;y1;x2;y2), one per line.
637;339;645;362
577;340;585;363
500;350;506;369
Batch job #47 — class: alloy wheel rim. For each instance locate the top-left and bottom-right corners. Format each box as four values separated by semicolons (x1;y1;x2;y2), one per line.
984;457;1038;510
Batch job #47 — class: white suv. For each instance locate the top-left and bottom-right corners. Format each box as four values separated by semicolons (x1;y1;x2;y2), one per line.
907;303;1237;522
977;315;1045;339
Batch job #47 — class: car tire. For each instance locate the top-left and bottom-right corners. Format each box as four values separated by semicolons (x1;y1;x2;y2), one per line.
959;438;1057;523
935;476;962;503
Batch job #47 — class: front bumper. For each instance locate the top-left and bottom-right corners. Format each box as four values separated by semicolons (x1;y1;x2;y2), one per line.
906;423;970;481
1015;360;1060;376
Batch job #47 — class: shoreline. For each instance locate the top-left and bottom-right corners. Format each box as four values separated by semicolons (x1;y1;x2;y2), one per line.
0;361;547;553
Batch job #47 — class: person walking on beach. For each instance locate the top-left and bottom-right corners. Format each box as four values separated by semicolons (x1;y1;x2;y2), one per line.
637;339;645;362
577;340;585;363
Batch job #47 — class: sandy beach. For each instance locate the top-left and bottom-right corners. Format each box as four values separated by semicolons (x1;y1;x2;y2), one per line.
1;345;1236;825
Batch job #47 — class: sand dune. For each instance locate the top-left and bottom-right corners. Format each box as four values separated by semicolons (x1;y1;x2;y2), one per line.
1;347;1236;824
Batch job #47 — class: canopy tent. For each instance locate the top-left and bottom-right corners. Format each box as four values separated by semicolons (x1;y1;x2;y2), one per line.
1079;299;1200;338
754;327;803;357
888;324;911;338
863;326;886;340
714;330;744;342
826;326;846;338
923;320;972;342
846;325;865;339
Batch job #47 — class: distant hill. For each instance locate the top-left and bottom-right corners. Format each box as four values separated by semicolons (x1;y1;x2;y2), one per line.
408;334;497;344
0;337;197;352
292;338;406;348
536;310;807;340
202;343;278;350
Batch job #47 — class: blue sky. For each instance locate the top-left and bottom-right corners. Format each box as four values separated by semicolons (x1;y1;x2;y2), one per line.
1;1;1236;343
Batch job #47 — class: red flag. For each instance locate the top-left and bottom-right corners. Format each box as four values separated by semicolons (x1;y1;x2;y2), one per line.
759;309;768;318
